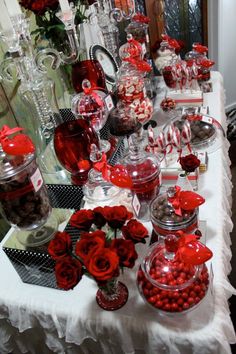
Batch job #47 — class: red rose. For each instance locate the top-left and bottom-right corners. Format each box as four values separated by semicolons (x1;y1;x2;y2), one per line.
122;219;149;243
55;257;82;290
86;248;120;282
75;230;106;262
70;209;94;230
20;0;59;14
93;206;107;229
48;231;72;260
110;239;138;268
179;154;200;173
102;206;133;229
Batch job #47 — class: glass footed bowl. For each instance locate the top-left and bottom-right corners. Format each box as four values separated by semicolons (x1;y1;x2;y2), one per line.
137;241;210;316
163;113;224;154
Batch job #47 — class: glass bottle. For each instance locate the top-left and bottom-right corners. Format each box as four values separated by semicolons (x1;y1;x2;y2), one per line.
121;130;161;221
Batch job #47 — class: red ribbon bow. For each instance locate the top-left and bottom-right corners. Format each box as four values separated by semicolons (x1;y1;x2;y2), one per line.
177;233;213;265
199;59;215;68
83;86;104;108
0;125;35;156
162;34;180;50
168;186;205;216
123;57;152;72
132;13;150;24
93;153;111;182
193;43;208;54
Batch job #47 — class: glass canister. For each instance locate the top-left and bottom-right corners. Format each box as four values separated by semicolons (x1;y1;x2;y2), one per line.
150;188;199;241
0;150;51;230
117;61;145;103
122;131;161;221
137;235;212;314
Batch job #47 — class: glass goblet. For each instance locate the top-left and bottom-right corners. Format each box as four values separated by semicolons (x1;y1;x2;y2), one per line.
71;79;111;153
53;118;100;186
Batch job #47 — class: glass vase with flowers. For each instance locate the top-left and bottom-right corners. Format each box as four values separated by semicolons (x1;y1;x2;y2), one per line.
48;205;149;310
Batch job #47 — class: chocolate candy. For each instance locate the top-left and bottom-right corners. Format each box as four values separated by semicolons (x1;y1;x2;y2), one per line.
0;159;51;230
173;119;216;145
151;197;193;223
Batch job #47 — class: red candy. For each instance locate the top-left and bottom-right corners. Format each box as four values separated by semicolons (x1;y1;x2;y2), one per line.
160;97;176;112
117;76;145;103
137;262;209;313
131;97;153;124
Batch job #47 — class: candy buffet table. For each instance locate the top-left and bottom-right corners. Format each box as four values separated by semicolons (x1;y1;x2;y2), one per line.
0;72;235;354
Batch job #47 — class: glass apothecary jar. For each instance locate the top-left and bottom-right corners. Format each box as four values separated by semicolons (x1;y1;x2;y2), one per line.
121;132;161;221
117;62;145;103
150;189;199;240
0;150;51;230
137;235;211;315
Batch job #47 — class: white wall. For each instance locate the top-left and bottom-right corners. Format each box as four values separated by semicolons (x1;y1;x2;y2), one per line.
208;0;236;111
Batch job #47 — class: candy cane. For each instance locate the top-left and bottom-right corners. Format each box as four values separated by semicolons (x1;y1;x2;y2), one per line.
166;124;175;154
181;120;192;152
172;127;182;157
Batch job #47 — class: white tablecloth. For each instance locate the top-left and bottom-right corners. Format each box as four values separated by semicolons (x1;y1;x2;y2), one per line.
0;72;235;354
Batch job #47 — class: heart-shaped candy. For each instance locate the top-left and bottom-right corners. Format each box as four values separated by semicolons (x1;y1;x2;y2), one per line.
179;191;205;210
1;134;35;155
178;240;213;265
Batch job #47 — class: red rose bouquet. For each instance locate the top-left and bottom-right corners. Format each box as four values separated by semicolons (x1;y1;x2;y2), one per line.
19;0;89;52
48;205;148;309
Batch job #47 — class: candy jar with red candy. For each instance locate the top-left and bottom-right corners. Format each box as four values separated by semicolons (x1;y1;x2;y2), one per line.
119;34;143;61
185;42;208;64
150;186;205;242
137;233;213;314
121;129;161;221
185;43;214;83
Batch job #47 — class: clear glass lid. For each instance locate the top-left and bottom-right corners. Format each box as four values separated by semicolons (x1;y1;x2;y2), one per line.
142;235;201;291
